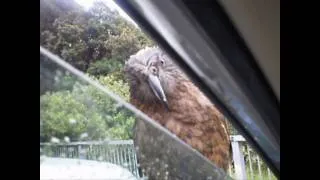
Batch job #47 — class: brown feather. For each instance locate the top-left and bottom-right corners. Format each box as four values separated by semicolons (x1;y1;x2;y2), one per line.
130;78;231;171
125;47;231;177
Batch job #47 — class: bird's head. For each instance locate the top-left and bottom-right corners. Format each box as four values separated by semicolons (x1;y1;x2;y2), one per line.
124;47;185;110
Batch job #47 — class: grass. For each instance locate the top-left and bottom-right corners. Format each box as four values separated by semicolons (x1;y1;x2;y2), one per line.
228;168;277;180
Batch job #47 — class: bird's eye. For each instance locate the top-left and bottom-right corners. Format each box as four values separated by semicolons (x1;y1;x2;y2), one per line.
160;59;165;65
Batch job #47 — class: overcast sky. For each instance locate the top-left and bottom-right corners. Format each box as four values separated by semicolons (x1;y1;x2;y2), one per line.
74;0;138;26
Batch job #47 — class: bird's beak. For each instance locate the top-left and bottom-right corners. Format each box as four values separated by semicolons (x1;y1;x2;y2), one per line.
148;74;169;110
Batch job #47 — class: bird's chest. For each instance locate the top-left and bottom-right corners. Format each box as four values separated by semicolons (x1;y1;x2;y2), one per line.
138;103;197;136
136;93;206;123
138;104;172;126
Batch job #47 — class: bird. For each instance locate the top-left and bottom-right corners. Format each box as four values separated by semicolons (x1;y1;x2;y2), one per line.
124;46;231;179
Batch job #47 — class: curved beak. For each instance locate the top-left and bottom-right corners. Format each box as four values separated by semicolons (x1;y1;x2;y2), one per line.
148;74;169;110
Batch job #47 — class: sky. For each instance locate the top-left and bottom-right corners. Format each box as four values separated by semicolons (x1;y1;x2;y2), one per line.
74;0;138;27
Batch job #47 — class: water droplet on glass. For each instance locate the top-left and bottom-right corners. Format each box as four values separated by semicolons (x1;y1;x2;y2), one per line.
123;163;129;167
80;132;88;139
64;136;70;143
50;137;60;143
105;115;112;120
69;118;77;124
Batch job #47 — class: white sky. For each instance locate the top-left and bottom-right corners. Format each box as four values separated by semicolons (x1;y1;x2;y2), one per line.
74;0;138;27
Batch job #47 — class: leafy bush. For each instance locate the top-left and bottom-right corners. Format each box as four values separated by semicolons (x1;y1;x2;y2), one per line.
40;73;135;142
87;58;123;76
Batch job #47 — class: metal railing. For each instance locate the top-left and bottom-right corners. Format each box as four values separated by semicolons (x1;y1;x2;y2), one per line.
40;140;141;178
229;135;277;180
40;136;277;180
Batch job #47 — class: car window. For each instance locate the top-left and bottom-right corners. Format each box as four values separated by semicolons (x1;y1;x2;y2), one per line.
40;0;277;179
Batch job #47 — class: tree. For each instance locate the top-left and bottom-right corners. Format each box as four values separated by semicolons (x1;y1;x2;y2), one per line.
86;58;122;77
40;0;154;141
40;73;135;142
40;0;154;73
40;0;154;94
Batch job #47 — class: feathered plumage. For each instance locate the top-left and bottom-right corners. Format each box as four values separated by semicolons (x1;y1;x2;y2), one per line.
124;47;231;178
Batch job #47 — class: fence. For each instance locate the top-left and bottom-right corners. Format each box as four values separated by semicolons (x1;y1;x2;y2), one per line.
40;140;141;177
40;136;277;180
228;135;277;180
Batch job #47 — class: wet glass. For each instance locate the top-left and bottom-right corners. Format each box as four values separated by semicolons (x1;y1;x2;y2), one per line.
40;44;231;179
40;0;277;179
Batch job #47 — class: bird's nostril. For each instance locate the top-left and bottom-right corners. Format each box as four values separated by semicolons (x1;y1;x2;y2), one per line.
151;67;157;74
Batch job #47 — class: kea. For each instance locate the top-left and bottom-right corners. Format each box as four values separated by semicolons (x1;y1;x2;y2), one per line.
124;46;231;178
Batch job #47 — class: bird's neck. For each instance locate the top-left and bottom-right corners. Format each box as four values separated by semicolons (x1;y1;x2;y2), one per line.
129;79;191;123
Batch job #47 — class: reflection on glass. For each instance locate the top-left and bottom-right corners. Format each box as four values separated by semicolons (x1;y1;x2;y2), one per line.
40;0;277;179
40;46;231;179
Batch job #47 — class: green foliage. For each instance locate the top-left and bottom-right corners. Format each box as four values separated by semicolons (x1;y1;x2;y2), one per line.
87;58;122;76
41;0;154;73
40;89;106;141
40;74;135;142
95;74;130;101
104;21;154;64
226;120;238;135
104;112;135;140
41;0;154;95
40;0;154;142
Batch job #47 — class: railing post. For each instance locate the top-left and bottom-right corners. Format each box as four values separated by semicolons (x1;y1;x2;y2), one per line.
231;135;247;180
78;145;85;159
